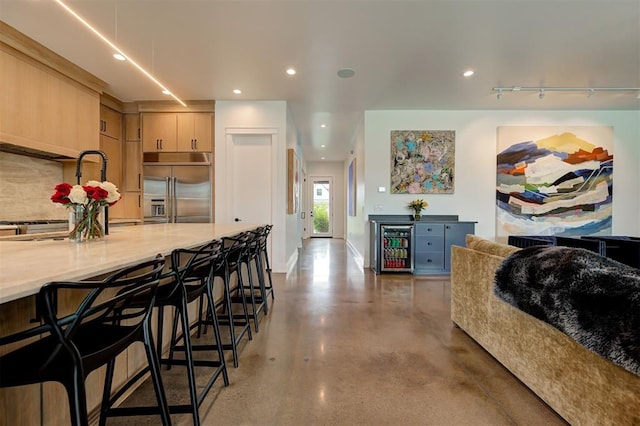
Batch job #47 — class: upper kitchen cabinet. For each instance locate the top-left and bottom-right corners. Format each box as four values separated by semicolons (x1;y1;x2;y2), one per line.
0;22;104;158
141;113;177;152
99;104;122;140
124;114;140;142
177;113;213;152
141;112;213;152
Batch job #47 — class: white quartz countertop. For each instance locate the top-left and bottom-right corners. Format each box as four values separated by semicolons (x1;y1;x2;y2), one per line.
0;223;261;304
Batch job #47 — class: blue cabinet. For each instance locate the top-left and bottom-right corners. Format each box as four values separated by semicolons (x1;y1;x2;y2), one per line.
369;215;475;275
414;222;474;274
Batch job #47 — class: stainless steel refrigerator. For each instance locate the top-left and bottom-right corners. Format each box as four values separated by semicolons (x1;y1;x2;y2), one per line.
143;152;212;223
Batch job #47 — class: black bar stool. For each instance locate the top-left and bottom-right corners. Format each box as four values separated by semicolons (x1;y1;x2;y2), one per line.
0;256;170;426
225;231;267;332
100;241;228;426
208;235;254;367
257;225;275;302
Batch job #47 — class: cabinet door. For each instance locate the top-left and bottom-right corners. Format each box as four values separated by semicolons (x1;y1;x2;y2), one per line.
414;223;445;272
141;113;177;152
100;104;121;140
124;114;140;141
177;113;212;151
444;223;475;272
124;141;141;191
100;134;122;189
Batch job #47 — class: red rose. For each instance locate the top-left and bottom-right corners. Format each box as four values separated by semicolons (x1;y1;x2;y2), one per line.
51;191;70;204
54;182;72;196
93;187;109;201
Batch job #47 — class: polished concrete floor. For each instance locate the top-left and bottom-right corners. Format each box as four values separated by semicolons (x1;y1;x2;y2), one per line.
113;238;567;425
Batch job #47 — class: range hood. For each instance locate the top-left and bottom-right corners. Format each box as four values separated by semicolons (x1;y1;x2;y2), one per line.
0;143;74;161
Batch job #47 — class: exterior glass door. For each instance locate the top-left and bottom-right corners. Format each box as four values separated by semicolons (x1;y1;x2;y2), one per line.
311;177;332;237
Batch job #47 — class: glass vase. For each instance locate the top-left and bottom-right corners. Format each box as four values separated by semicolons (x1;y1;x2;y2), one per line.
69;205;105;242
413;213;422;221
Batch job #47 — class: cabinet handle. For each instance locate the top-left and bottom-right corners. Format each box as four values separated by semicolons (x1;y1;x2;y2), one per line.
138;194;141;208
138;174;141;190
427;242;432;246
446;225;450;229
156;139;159;150
194;139;198;150
427;228;432;231
137;128;141;139
159;139;163;150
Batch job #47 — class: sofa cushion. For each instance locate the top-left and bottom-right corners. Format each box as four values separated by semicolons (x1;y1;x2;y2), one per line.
465;234;520;258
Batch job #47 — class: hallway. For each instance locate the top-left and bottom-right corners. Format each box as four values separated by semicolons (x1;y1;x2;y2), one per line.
117;238;566;425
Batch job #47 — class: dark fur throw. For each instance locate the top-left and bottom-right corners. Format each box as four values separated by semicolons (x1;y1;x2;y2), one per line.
494;246;640;376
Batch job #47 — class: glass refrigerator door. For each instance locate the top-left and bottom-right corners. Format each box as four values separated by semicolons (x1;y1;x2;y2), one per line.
380;225;413;272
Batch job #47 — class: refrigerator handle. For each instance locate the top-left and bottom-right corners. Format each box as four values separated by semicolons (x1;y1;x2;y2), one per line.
164;176;171;222
172;177;178;223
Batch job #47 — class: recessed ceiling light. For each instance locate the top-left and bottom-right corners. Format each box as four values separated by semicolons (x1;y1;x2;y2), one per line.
233;89;242;94
321;157;325;160
463;70;474;77
162;89;171;95
113;53;126;61
337;68;355;78
321;145;325;148
286;68;296;75
320;124;326;128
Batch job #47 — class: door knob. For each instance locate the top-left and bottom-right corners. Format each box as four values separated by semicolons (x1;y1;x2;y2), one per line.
234;218;241;222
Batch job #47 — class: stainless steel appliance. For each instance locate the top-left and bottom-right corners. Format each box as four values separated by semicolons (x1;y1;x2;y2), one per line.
380;224;414;272
143;152;212;223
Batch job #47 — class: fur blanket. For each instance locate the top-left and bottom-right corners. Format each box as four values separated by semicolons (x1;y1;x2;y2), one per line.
494;246;640;376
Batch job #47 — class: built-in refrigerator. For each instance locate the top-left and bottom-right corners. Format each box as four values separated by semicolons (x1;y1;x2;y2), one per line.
380;224;414;272
143;152;212;223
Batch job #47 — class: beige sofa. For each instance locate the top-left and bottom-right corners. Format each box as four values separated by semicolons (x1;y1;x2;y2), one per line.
451;235;640;426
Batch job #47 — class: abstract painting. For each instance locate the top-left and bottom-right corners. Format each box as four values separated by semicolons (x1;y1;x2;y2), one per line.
347;159;356;216
390;130;455;194
287;148;299;214
496;126;613;238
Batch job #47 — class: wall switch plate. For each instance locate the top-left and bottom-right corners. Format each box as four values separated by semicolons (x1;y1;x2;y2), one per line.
378;186;386;192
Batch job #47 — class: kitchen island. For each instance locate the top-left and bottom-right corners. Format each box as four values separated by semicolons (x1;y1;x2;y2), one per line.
0;222;262;425
0;222;260;304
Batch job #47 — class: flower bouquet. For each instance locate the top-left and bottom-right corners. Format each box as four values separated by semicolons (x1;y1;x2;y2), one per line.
51;180;121;241
408;199;428;220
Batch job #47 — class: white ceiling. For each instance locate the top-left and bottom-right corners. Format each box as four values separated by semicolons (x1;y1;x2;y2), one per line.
2;0;639;162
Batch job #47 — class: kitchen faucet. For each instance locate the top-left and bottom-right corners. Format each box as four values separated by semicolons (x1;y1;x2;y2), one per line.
75;150;109;234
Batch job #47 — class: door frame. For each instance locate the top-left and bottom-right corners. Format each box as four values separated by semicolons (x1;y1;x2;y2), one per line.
309;175;333;238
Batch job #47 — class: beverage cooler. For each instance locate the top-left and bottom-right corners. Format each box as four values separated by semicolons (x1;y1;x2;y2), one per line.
380;225;414;272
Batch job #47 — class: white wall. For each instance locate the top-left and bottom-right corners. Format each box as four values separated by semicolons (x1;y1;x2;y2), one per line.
345;117;366;266
306;161;345;239
351;110;640;267
214;100;291;273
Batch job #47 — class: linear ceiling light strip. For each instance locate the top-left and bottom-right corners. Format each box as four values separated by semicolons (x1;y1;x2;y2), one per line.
54;0;187;107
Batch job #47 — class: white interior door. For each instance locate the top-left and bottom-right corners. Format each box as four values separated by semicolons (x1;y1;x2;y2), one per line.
228;134;273;225
310;176;333;237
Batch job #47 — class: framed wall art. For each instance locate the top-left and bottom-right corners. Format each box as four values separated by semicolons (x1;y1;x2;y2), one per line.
347;159;356;216
287;148;300;214
390;130;455;194
496;126;613;238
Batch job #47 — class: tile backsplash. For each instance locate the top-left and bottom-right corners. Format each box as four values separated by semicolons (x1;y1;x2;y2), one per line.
0;152;68;221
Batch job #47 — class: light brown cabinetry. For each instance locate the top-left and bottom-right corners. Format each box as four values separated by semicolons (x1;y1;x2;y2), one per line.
120;114;142;220
124;114;140;142
141;113;177;152
142;112;212;152
100;134;122;189
0;47;100;157
99;104;122;140
177;113;213;151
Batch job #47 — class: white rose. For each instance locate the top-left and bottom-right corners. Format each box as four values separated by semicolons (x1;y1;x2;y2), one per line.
86;180;102;187
68;185;88;204
100;181;121;204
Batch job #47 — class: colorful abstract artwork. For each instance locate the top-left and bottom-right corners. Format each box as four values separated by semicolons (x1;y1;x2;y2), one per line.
347;159;356;216
496;126;613;238
390;130;455;194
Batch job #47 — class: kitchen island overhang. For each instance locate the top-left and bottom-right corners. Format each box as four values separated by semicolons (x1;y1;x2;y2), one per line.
0;222;262;304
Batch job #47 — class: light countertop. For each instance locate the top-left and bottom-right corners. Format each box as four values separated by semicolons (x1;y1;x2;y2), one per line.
0;223;261;304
